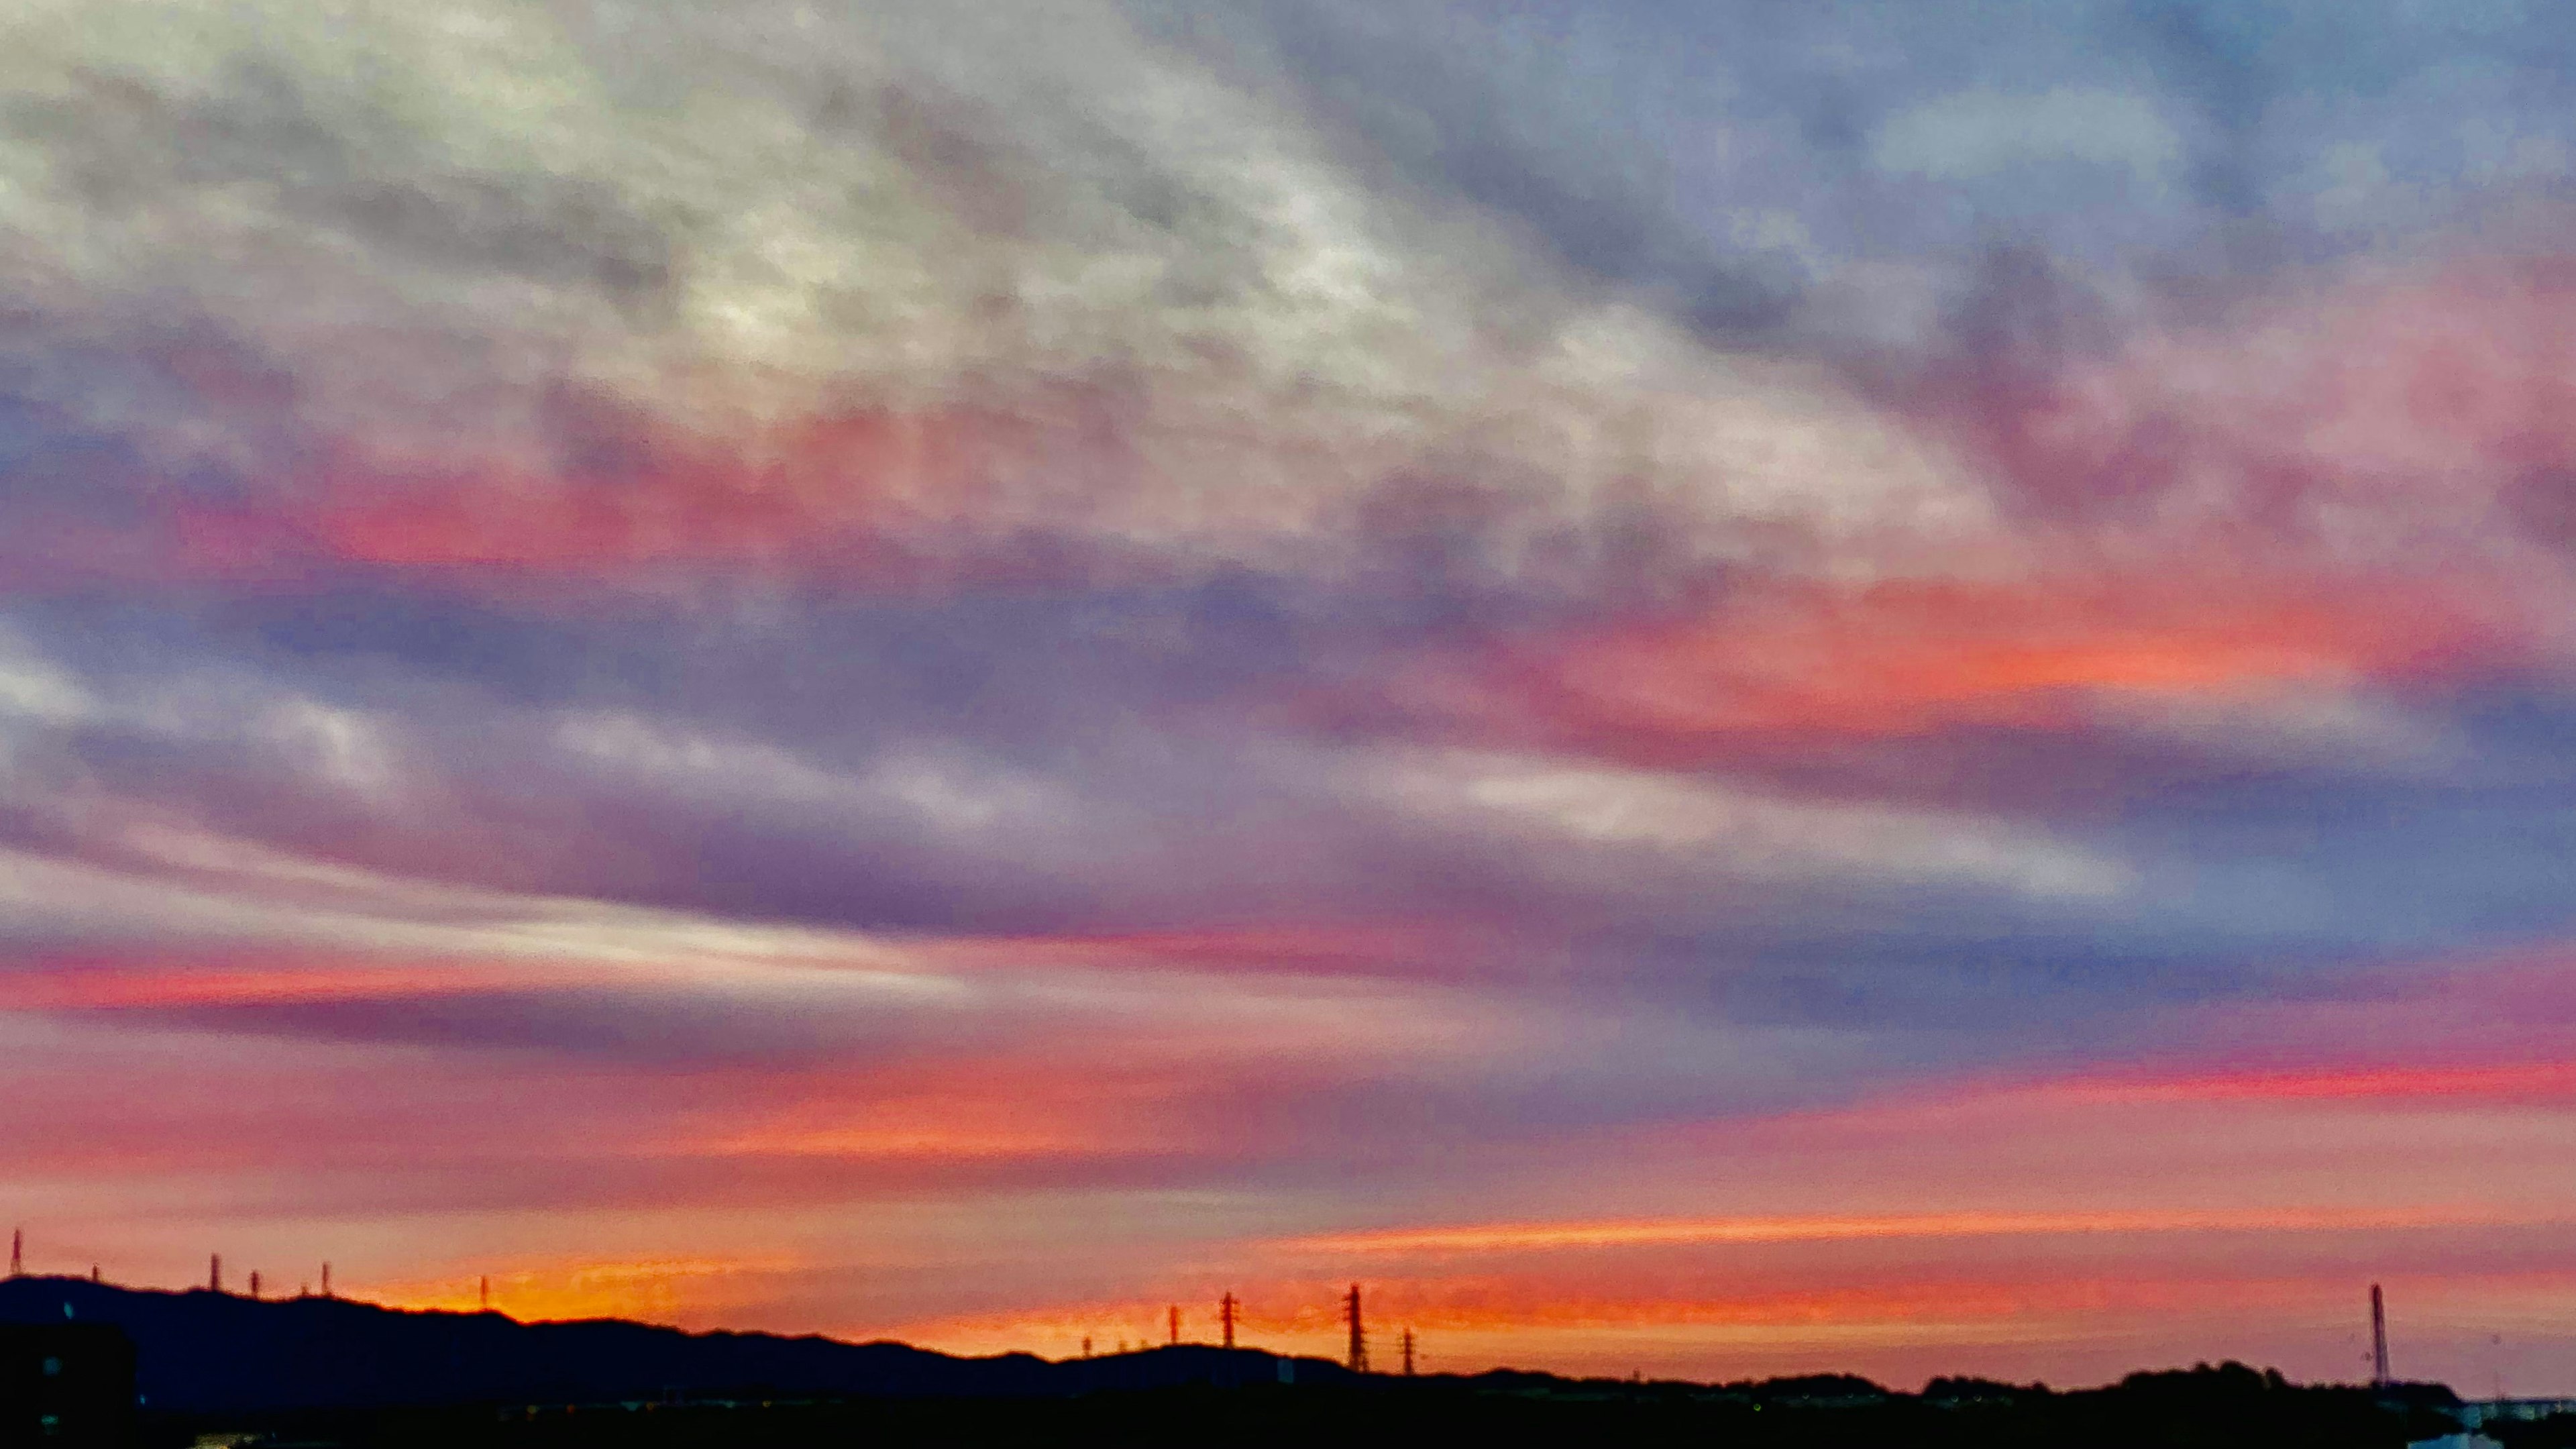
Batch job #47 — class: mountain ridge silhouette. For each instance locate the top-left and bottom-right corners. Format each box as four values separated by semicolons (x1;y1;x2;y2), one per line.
0;1275;1352;1413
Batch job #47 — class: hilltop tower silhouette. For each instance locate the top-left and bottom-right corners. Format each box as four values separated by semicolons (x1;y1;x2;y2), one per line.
1401;1327;1416;1377
1344;1284;1368;1373
7;1228;19;1277
2371;1283;2391;1385
209;1254;222;1293
1219;1292;1239;1350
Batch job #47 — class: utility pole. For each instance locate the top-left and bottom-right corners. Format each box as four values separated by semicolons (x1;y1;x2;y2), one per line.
1401;1328;1415;1377
2371;1283;2391;1386
7;1228;19;1277
210;1254;222;1294
1219;1293;1239;1350
1344;1284;1368;1373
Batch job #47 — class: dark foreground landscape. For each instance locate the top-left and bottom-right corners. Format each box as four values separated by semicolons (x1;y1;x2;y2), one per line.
5;1275;2552;1447
133;1374;2511;1449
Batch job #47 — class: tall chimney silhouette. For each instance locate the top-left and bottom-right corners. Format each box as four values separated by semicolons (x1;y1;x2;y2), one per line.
1344;1284;1368;1373
1219;1292;1239;1350
2370;1283;2391;1386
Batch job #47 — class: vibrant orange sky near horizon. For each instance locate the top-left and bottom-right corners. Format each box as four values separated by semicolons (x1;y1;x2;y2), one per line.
3;0;2575;1397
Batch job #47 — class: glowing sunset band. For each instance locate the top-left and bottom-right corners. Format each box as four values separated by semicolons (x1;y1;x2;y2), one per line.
1287;1205;2544;1256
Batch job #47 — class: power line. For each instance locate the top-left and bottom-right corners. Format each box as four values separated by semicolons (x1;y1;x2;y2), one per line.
2370;1283;2391;1387
1344;1284;1368;1374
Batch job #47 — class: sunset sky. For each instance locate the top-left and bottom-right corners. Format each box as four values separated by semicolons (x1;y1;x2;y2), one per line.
3;0;2575;1393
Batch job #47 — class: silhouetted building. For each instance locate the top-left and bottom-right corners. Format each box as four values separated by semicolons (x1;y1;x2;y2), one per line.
2459;1399;2576;1431
0;1324;136;1448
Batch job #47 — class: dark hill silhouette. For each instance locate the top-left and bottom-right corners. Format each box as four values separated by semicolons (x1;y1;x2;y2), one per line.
0;1277;1350;1413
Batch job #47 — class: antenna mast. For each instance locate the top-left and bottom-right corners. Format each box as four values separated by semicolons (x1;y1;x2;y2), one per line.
1219;1292;1239;1350
210;1254;222;1294
1401;1327;1416;1377
1344;1284;1368;1373
7;1228;19;1277
2370;1283;2391;1386
1167;1304;1179;1345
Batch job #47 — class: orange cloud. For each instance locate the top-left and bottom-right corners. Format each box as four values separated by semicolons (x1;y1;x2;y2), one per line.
698;1099;1149;1166
1456;576;2479;756
0;955;609;1012
2032;1060;2576;1107
169;404;991;589
1275;1203;2532;1258
888;1265;2436;1362
362;1255;801;1324
164;391;1197;598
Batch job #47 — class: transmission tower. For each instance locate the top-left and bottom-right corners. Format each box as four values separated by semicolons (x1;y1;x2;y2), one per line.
1219;1292;1239;1350
1344;1284;1368;1373
249;1271;262;1300
2370;1283;2391;1386
1167;1304;1179;1345
1401;1327;1416;1377
321;1263;333;1299
209;1254;222;1293
481;1276;492;1311
7;1228;19;1277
